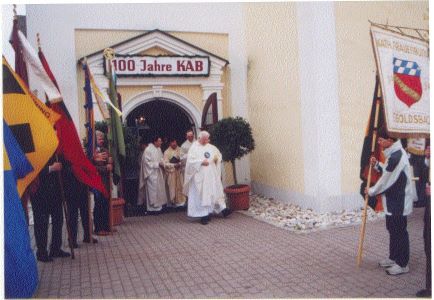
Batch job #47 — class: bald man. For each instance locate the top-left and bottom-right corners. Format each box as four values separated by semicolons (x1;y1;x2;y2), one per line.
183;131;231;225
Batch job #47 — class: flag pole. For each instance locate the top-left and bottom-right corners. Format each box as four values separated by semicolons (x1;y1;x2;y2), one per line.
13;4;17;20
104;48;115;234
83;60;96;242
357;77;382;267
55;154;75;259
36;33;41;50
86;187;94;242
12;4;31;225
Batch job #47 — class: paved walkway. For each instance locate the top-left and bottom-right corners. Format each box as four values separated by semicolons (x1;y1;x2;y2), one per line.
32;207;427;298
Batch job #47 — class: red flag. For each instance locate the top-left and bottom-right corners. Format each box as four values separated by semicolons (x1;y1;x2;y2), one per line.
38;49;109;198
10;18;28;85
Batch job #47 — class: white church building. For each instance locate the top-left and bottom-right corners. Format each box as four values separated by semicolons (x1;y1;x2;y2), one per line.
7;2;429;212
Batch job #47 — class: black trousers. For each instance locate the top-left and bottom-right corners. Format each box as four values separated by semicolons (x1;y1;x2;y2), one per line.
424;199;431;290
411;155;428;205
94;192;109;232
386;215;409;267
31;193;64;257
67;184;90;243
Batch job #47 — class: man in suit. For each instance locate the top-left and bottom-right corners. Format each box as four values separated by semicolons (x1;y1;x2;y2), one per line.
30;156;70;262
92;130;112;235
64;163;97;248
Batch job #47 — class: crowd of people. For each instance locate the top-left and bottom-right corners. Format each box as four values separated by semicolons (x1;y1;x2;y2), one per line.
24;126;430;297
29;128;232;264
138;129;231;225
29;129;114;262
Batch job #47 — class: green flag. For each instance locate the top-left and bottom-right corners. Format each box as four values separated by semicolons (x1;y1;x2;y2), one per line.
107;59;125;184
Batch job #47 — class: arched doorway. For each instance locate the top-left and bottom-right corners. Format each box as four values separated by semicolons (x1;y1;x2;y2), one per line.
123;98;197;212
126;98;196;147
122;92;220;214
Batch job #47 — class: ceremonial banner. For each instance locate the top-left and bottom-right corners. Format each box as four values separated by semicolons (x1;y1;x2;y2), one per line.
83;63;96;159
4;120;38;298
10;17;28;85
371;26;429;137
86;63;119;118
3;56;59;197
359;78;384;212
16;31;109;198
106;59;126;184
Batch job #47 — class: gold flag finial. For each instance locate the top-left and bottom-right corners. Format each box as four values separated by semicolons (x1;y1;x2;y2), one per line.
13;4;17;20
103;48;115;60
37;33;41;50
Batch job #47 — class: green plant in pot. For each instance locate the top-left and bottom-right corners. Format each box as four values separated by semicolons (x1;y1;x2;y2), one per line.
210;116;255;210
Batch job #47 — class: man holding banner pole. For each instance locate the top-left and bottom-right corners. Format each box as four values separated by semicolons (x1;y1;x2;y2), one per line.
358;22;429;268
365;127;416;275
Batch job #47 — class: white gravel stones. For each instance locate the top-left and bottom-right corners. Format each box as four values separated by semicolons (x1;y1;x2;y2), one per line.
239;194;384;233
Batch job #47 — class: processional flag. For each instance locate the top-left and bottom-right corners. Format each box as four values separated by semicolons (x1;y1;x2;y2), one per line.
370;25;429;138
357;23;429;267
106;55;126;184
4;120;38;298
83;63;95;160
17;31;109;198
2;56;59;197
359;77;384;212
10;16;28;85
86;63;119;119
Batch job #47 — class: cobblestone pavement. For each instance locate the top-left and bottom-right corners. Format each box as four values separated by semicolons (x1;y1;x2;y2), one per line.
31;207;427;298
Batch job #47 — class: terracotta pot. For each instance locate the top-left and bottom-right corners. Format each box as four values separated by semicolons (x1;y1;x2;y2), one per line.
224;184;250;211
111;198;126;226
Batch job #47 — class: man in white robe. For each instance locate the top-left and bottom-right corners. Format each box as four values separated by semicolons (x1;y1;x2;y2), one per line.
137;141;148;208
183;131;232;225
163;138;186;207
180;130;195;172
139;136;167;213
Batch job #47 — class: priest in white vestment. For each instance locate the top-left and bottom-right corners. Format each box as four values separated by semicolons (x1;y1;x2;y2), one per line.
137;141;148;208
180;129;195;173
183;131;232;225
163;138;186;207
139;136;167;213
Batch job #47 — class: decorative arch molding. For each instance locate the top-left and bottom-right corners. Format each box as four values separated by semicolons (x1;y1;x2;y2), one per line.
122;89;202;131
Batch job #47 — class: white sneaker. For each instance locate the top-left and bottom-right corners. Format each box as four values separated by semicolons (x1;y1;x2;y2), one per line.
386;263;409;275
379;258;396;268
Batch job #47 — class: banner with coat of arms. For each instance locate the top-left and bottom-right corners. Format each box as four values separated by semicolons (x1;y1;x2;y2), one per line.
371;25;429;137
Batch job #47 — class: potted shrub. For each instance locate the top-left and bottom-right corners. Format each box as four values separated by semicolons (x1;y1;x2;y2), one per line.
210;116;255;210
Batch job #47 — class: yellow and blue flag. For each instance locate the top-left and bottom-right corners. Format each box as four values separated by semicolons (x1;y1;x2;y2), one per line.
4;119;38;298
3;56;59;197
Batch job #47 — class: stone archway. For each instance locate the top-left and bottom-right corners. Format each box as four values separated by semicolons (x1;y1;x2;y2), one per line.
123;89;201;134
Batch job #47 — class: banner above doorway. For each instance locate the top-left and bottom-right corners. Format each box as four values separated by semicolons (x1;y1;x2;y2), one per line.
105;55;210;77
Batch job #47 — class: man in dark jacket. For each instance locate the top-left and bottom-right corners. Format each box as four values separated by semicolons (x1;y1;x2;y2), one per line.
30;156;70;262
64;161;97;248
366;128;416;275
93;130;112;235
407;138;428;207
417;145;431;297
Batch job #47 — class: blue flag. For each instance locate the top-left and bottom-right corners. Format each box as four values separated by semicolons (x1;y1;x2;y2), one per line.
4;119;39;298
83;63;95;160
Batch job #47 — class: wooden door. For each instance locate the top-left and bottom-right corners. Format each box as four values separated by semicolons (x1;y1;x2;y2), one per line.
201;92;218;130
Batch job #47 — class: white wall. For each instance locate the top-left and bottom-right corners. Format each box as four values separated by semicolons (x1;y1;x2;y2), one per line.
26;3;248;130
296;2;352;212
